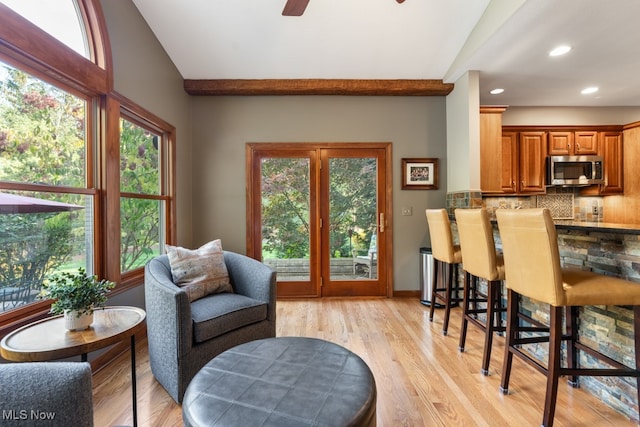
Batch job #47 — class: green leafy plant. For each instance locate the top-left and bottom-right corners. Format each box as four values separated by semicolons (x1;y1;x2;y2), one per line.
38;268;115;317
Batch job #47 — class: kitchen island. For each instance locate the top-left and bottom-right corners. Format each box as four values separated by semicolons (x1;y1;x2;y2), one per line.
543;221;640;420
450;216;640;421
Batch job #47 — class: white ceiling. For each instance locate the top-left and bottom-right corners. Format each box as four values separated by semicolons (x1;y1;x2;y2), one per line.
132;0;640;107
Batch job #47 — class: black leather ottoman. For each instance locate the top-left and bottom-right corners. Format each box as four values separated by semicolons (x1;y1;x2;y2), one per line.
182;337;376;427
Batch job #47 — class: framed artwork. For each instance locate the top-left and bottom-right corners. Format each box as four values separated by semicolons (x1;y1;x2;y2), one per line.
401;158;438;190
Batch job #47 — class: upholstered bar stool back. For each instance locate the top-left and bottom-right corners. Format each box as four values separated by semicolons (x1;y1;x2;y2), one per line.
425;209;463;335
454;208;505;375
496;208;640;427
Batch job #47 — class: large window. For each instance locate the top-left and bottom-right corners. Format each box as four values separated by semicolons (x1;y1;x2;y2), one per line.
0;0;175;326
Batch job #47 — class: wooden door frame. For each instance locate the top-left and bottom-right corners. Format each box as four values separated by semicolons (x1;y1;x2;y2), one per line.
246;142;393;298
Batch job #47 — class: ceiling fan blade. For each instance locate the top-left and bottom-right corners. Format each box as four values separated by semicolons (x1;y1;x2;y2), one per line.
282;0;310;16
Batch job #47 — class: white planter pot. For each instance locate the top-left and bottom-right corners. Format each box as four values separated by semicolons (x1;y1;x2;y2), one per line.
64;310;93;331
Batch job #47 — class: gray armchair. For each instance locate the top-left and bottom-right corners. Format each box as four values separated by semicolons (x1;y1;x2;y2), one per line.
144;251;276;403
0;362;93;427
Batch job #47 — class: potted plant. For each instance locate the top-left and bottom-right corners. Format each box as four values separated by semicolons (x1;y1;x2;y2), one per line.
39;268;115;331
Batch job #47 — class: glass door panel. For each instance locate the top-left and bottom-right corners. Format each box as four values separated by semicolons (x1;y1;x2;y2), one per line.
328;157;378;280
260;157;311;281
321;148;387;297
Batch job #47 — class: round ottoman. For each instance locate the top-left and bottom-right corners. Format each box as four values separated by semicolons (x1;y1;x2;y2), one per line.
183;337;377;427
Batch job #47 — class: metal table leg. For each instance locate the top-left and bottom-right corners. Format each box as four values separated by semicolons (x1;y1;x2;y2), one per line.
131;334;137;427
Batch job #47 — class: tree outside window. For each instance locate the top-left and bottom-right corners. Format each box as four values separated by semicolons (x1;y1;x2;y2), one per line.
119;117;164;272
0;62;92;313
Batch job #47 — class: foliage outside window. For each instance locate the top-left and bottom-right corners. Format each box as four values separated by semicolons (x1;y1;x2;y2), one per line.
0;62;93;314
119;117;164;272
260;157;377;259
328;157;377;258
261;157;310;259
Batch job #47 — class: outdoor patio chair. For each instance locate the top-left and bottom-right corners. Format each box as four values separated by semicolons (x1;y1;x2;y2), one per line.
352;234;377;279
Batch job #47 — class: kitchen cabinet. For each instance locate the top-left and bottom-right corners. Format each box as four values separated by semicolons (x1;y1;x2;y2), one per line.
490;123;623;197
481;108;548;195
548;131;598;155
600;131;623;194
518;131;547;193
480;106;507;193
581;131;623;195
500;131;518;193
499;130;547;194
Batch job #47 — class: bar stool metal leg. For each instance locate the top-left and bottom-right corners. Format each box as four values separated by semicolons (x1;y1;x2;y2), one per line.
458;271;473;351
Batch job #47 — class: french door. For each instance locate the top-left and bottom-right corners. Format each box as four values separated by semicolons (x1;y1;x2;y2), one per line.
247;143;392;298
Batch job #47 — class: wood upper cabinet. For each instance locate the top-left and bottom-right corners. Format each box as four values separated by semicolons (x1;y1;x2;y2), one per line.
493;124;622;197
599;131;623;194
500;131;518;193
518;131;547;193
548;131;598;155
480;106;507;193
498;130;546;194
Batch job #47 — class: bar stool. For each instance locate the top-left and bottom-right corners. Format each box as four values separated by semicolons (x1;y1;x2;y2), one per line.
496;208;640;427
425;209;463;335
454;208;506;375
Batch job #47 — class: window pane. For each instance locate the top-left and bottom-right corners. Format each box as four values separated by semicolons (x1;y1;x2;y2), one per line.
1;0;88;58
120;197;162;273
0;62;86;188
0;191;93;314
120;118;160;195
119;115;163;274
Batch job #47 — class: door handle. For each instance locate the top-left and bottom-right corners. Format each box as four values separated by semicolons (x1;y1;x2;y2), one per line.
379;213;385;233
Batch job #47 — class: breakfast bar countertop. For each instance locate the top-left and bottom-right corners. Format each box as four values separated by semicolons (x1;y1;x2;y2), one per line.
553;220;640;235
465;215;640;235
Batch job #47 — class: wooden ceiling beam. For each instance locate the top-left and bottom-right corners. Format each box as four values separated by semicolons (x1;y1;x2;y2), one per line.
183;79;454;96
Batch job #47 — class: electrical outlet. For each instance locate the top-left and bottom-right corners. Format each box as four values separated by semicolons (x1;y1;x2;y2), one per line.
592;206;598;215
401;207;413;216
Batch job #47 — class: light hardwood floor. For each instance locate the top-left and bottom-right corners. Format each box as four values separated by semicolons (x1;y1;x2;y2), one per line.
93;298;638;426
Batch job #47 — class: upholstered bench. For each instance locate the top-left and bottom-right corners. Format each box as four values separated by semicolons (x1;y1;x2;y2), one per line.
182;337;377;427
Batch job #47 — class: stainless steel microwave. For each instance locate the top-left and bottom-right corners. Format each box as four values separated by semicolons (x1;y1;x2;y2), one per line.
546;155;604;186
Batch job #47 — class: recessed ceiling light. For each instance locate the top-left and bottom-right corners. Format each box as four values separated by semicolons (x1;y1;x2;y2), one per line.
581;86;599;95
490;88;504;95
549;45;572;57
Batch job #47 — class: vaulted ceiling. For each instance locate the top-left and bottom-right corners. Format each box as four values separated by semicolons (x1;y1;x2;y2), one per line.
132;0;640;107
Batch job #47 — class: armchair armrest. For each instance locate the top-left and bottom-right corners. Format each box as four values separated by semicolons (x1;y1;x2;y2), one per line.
144;255;193;357
224;251;277;323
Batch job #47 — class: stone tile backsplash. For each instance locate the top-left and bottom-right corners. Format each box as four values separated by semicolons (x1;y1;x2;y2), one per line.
448;187;604;222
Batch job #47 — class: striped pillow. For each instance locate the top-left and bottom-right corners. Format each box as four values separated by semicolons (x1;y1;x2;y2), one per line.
165;239;233;302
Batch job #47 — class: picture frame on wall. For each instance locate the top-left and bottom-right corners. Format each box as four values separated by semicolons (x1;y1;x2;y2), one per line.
401;158;439;190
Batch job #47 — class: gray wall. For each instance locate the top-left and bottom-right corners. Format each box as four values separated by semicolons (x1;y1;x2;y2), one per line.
191;96;448;292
